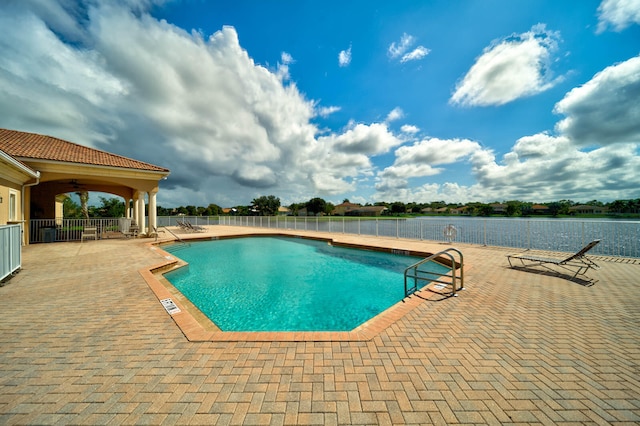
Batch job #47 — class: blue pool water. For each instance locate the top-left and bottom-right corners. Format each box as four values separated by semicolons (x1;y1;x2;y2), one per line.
164;236;448;332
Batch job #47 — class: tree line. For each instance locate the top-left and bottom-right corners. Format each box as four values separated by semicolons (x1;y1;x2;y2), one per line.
64;194;640;219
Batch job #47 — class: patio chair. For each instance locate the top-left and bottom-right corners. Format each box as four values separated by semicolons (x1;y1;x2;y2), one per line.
507;239;601;283
123;224;139;239
81;226;98;242
185;221;206;232
176;220;190;232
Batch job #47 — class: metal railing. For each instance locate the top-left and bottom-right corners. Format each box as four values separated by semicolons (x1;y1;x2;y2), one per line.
29;218;132;243
1;224;22;282
158;226;190;249
405;248;464;297
212;215;639;258
28;215;640;258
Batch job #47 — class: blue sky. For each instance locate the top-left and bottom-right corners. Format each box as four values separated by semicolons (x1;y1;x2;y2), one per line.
1;0;639;207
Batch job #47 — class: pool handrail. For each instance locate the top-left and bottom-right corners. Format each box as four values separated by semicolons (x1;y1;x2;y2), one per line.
404;247;464;297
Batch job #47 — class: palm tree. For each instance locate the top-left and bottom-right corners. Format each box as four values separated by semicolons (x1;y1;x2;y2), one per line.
76;191;89;220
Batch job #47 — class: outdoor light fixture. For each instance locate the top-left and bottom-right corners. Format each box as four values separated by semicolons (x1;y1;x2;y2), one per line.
0;196;3;203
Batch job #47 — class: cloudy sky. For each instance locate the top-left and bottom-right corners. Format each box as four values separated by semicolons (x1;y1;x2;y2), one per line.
1;0;639;207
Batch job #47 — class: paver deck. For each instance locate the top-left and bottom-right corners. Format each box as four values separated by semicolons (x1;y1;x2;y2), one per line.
1;226;638;425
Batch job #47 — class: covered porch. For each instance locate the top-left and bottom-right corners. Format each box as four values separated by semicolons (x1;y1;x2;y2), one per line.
0;128;170;244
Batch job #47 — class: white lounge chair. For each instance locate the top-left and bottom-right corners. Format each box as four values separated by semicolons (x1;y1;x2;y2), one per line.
81;226;98;242
123;224;139;239
185;221;206;232
507;239;601;283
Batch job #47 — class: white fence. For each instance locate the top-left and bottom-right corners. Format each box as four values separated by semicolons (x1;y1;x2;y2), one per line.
199;216;637;258
1;224;22;282
29;218;131;243
29;216;640;258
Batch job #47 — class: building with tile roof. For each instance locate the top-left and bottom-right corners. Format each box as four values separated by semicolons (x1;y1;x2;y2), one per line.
0;128;170;244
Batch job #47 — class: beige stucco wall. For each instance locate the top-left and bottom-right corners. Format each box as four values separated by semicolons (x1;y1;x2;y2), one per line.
0;177;23;226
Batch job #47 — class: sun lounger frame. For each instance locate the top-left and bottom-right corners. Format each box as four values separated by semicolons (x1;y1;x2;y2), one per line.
177;220;205;233
507;239;601;283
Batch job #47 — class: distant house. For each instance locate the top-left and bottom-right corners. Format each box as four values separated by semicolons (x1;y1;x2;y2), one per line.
277;206;290;216
346;205;387;217
425;206;468;215
491;203;507;214
569;205;609;215
449;206;469;215
531;204;550;214
333;202;361;216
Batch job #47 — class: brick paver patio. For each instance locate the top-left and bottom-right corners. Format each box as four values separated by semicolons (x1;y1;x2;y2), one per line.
1;226;638;425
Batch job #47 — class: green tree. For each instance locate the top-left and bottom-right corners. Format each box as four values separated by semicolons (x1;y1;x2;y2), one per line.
252;195;281;216
324;201;335;215
94;196;125;217
547;202;562;217
235;205;249;215
288;202;304;216
63;196;82;218
505;201;521;217
206;203;222;216
306;197;327;216
475;204;494;217
390;202;406;215
520;202;534;217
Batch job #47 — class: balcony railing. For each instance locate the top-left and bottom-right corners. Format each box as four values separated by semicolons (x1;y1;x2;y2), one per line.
1;224;22;282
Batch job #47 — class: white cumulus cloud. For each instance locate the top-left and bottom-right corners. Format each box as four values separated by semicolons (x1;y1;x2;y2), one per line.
338;45;352;67
554;55;640;146
385;107;404;122
451;24;562;107
597;0;640;32
316;105;341;118
401;46;430;63
0;1;402;207
388;33;429;63
400;124;419;134
376;138;483;194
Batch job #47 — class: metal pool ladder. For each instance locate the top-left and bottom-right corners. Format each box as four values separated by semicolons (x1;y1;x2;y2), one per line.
404;248;464;298
158;226;190;249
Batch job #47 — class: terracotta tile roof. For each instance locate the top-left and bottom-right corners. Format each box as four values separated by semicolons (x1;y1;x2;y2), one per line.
0;128;169;173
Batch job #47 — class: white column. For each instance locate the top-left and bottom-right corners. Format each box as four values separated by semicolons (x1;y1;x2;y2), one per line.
132;192;139;224
125;198;131;219
137;193;145;234
148;191;157;235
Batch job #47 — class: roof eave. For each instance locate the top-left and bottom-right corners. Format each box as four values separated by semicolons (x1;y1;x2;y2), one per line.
14;157;170;176
0;149;40;179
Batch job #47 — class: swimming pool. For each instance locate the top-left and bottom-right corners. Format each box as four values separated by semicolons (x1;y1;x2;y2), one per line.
163;236;448;332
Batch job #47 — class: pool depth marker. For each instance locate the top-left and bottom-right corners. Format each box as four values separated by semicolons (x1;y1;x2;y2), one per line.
160;298;181;315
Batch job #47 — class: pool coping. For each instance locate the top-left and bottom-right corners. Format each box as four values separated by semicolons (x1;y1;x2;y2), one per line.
140;233;462;342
